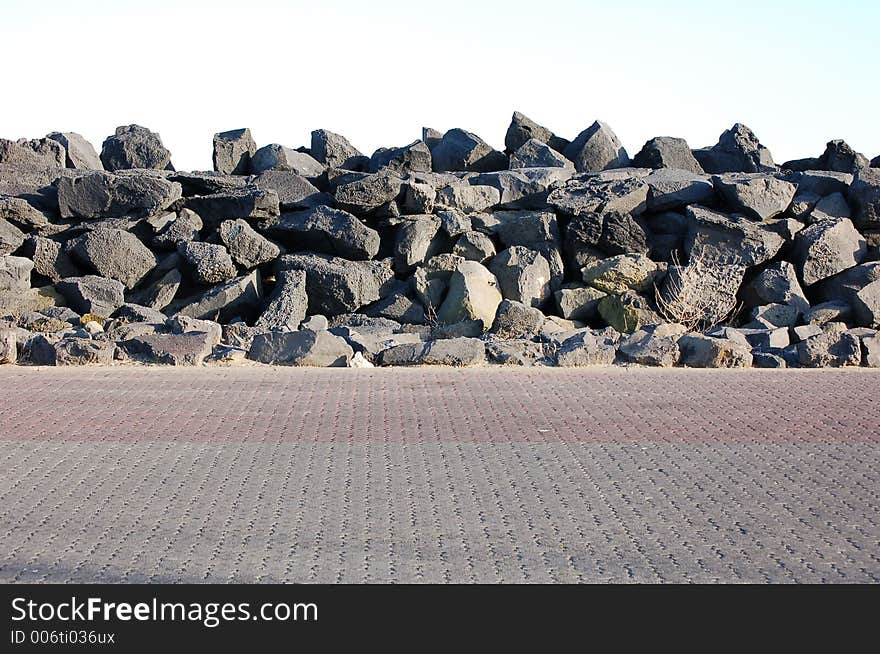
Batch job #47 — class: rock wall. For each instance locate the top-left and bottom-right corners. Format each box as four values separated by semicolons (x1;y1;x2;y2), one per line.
1;116;879;368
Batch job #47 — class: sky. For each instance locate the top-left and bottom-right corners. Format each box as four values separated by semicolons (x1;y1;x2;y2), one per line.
1;0;877;171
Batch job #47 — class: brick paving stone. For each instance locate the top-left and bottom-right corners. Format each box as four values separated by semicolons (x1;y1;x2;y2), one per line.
0;366;878;583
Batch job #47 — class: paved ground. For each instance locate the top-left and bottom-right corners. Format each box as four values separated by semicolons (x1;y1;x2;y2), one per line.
0;365;878;583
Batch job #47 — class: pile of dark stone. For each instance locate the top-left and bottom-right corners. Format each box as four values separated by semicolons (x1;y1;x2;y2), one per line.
1;115;879;369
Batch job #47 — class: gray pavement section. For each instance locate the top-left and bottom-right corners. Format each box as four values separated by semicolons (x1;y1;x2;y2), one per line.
0;366;878;583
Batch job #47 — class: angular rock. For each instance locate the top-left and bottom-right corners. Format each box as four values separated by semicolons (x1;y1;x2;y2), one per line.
633;137;704;174
489;246;551;308
122;331;216;365
743;262;809;313
334;170;404;214
490;299;544;339
453;231;495;263
402;181;436;214
563;121;630;173
213;128;256;176
556;329;618;367
803;300;851;325
0;255;31;293
431;129;506;173
0;217;25;256
421;337;485;366
436;261;502;331
53;337;115;366
219;219;281;269
793;218;866;286
128;268;181;311
0;195;51;230
598;290;661;334
555;285;606;322
250;144;324;177
248;329;353;366
100;125;173;171
797;331;861;367
685;205;784;267
58;171;182;219
56;275;125;316
504;111;568;154
277;253;388;316
364;290;427;325
713;173;797;221
487;339;551;366
412;254;465;310
619;324;685;367
848;167;880;230
510;139;573;170
644;169;715;211
310;129;366;170
47;132;103;170
151;208;203;250
810;192;851;223
853;279;880;328
394;215;443;273
693;123;775;174
175;270;262;321
469;167;572;208
678;333;752;368
436;184;501;213
0;327;16;364
68;228;157;289
254;269;307;331
0;137;65;171
549;175;648;217
369;141;432;174
113;303;167;324
582;253;662;294
178;242;237;285
249;170;327;210
184;187;280;227
862;332;880;367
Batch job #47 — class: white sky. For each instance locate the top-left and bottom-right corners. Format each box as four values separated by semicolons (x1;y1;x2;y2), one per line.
2;0;877;171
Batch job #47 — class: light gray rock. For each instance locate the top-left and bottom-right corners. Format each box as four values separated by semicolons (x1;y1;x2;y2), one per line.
100;125;173;171
121;331;215;365
803;300;851;325
248;329;353;366
0;137;65;169
619;324;685;367
862;332;880;367
853;279;880;328
178;242;237;285
810;192;851;223
510;139;573;170
469;167;573;208
56;275;125;316
49;337;116;366
582;253;662;294
712;173;797;220
793;218;866;286
685;205;784;267
847;167;880;230
128;268;181;311
394;215;443;273
487;339;551;366
548;175;649;217
563;121;630;173
554;285;606;321
489;246;552;308
0;195;51;230
47;132;103;170
421;337;486;366
749;303;800;328
0;327;16;364
556;329;618;367
490;299;544;339
436;261;502;331
68;228;157;289
113;303;167;324
679;332;752;368
249;170;327;210
402;181;436;214
797;331;861;367
250;144;324;177
58;171;182;219
436;184;501;213
213;128;256;175
0;217;25;256
743;262;809;314
151;208;203;250
453;231;495;263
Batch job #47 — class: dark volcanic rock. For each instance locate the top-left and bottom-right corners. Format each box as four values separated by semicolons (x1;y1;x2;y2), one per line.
100;125;173;171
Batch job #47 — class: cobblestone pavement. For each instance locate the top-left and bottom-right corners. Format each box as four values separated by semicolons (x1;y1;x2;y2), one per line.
0;366;878;583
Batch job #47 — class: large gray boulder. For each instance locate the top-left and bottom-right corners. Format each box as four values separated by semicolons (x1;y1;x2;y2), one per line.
633;137;704;174
58;171;182;219
49;337;116;366
47;132;103;170
555;285;606;321
0;255;34;292
853;279;880;328
548;175;649;217
184;187;280;227
582;253;662;294
151;208;203;250
453;231;496;263
25;236;82;282
128;268;181;311
468;167;572;208
249;170;327;210
436;184;501;213
693;123;775;174
212;128;256;176
742;261;809;313
678;332;752;368
219;219;280;269
0;137;65;169
556;329;619;367
369;141;432;174
68;228;157;289
394;215;443;273
175;270;262;320
379;338;485;367
619;324;685;367
430;129;506;173
797;331;861;367
0;217;25;256
334;170;404;214
563;121;630;173
254;269;308;331
178;242;237;285
643;169;715;211
489;246;551;308
250;144;324;177
56;275;125;316
490;298;545;339
504;111;569;154
793;218;866;286
565;211;648;264
0;327;16;364
310;129;366;170
0;195;51;230
121;331;216;365
848;167;880;230
262;205;379;260
509;139;573;170
436;261;502;331
100;125;173;171
712;173;797;220
685;205;784;267
248;329;353;367
277;253;389;316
